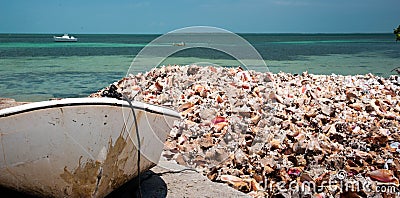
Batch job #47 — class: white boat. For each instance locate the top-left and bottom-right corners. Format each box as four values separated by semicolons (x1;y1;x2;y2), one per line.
173;42;185;46
53;34;78;42
0;98;180;197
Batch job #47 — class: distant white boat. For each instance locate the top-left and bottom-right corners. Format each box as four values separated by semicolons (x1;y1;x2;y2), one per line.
173;42;185;46
53;34;78;42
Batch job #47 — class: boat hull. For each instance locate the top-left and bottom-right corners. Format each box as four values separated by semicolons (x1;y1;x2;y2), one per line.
0;98;179;197
53;35;77;42
53;38;78;42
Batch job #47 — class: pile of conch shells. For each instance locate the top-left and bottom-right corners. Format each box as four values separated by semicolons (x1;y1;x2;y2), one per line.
90;65;400;197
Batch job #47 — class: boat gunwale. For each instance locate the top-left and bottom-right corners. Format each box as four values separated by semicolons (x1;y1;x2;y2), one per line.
0;98;181;118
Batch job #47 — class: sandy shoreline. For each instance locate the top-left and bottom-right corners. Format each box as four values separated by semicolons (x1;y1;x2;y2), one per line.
0;98;29;110
1;65;400;197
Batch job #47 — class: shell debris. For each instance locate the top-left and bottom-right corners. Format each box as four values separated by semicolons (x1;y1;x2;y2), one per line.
90;65;400;197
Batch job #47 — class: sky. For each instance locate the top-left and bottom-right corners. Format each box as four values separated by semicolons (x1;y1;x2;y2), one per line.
1;0;399;34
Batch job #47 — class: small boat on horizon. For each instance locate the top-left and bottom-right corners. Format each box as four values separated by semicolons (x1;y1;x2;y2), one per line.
173;42;185;46
0;97;180;197
53;34;78;42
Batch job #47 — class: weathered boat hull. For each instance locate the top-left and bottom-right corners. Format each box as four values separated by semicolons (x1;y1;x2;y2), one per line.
0;98;180;197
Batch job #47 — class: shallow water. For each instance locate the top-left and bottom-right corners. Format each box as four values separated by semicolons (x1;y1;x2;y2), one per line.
0;33;399;101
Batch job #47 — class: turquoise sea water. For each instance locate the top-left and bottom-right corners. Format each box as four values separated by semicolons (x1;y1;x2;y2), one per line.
0;33;399;101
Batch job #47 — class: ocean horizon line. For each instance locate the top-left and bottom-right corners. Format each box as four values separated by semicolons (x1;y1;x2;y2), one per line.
0;32;393;35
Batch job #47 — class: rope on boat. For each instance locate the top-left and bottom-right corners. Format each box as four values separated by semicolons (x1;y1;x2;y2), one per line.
122;95;142;198
100;83;143;196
